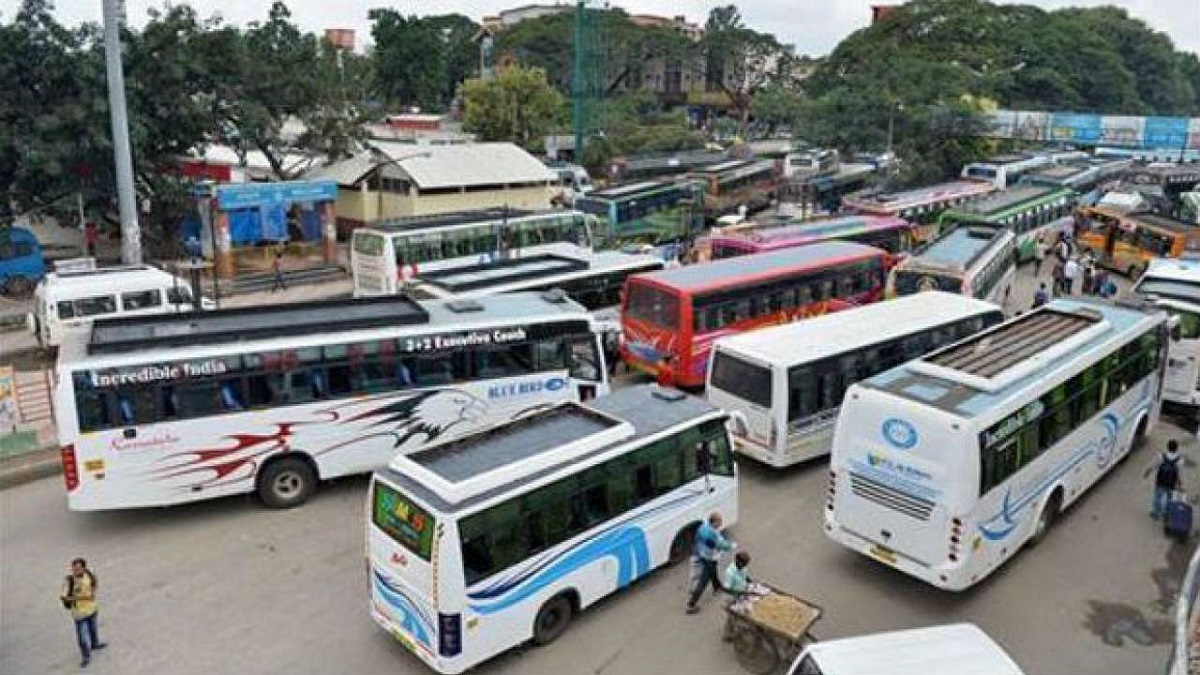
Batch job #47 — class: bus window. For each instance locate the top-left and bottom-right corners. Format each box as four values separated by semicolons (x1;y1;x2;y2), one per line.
75;390;112;433
74;295;118;318
626;285;679;329
567;338;601;382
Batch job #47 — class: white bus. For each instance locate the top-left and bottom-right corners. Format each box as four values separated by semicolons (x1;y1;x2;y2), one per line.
707;292;1003;467
351;209;595;297
408;250;664;333
825;299;1168;590
889;227;1017;305
55;292;609;511
1134;258;1200;411
30;264;215;348
961;154;1052;190
367;385;736;673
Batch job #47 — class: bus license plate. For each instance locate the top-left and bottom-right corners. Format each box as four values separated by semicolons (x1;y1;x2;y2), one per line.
870;544;897;565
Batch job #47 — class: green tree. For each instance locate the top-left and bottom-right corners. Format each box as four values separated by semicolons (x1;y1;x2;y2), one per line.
699;5;796;127
751;85;805;135
370;11;478;112
461;65;566;147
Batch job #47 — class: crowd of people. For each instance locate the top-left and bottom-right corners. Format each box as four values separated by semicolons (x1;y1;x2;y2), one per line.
1031;228;1118;310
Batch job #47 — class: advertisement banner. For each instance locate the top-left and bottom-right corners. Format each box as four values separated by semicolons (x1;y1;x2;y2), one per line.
1100;116;1146;146
1190;119;1200;151
0;366;17;431
1049;113;1102;143
1144;117;1189;149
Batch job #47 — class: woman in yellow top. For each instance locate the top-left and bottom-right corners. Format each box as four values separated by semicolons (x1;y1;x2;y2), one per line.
60;557;107;667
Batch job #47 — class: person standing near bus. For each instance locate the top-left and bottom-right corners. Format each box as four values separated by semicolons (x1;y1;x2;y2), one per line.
84;221;98;257
686;512;735;614
60;557;107;667
1063;257;1080;295
1151;440;1183;520
271;250;287;293
1033;233;1046;277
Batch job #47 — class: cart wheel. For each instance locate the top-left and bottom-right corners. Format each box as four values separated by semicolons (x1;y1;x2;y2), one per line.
734;626;780;675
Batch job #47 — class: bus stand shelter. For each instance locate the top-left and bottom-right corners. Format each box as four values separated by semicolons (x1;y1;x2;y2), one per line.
190;180;338;279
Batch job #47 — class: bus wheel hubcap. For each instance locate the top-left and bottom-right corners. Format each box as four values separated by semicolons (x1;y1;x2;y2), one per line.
275;472;300;496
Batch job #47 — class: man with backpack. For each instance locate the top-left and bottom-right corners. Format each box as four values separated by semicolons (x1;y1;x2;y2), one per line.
60;557;107;667
1152;440;1183;520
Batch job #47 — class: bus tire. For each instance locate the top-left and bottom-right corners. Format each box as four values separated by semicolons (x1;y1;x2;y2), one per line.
257;455;317;509
532;593;574;646
1029;490;1062;546
668;522;700;566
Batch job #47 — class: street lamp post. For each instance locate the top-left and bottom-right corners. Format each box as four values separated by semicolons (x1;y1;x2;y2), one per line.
102;0;141;264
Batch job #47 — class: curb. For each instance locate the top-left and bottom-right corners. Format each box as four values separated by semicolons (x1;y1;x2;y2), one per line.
0;447;61;490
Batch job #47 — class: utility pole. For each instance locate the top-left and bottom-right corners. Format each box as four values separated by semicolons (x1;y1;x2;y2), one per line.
572;1;585;162
102;0;141;264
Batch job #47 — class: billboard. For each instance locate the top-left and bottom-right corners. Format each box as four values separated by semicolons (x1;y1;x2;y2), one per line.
983;110;1199;150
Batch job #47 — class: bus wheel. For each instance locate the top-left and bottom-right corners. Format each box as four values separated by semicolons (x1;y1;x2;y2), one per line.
258;456;316;509
1131;416;1149;454
668;523;699;566
533;594;574;645
1030;490;1062;546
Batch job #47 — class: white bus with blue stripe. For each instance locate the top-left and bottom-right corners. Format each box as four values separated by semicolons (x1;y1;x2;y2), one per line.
825;299;1168;590
367;385;737;673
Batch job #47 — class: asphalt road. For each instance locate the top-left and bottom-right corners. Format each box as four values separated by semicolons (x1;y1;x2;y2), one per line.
1;261;1192;675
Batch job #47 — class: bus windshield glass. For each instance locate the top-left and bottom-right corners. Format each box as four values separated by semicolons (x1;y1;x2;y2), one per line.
893;270;963;295
626;284;679;329
372;481;436;561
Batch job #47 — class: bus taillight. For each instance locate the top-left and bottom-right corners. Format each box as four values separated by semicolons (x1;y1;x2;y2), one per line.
825;470;837;510
61;444;79;491
948;517;964;561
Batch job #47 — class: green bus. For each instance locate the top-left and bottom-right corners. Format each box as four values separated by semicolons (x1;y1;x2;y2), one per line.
937;185;1076;263
575;180;703;250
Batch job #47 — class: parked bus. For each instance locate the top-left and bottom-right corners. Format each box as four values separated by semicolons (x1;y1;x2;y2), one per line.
709;215;915;260
1077;208;1200;278
1020;157;1131;206
0;226;45;298
825;299;1168;590
961;154;1053;190
55;292;609;511
842;181;997;244
889;227;1016;304
611;150;727;183
408;250;664;331
621;242;889;389
575;181;702;250
1133;258;1200;412
937;185;1075;263
367;385;736;674
690;159;777;221
783;149;839;180
351;209;595;297
707;293;1003;467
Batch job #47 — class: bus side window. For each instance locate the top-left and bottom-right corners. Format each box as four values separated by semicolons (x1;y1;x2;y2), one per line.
219;380;245;412
567;338;601;382
246;374;284;407
57;301;76;320
76;391;113;432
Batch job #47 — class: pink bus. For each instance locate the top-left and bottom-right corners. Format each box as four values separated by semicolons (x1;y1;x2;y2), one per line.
709;215;914;260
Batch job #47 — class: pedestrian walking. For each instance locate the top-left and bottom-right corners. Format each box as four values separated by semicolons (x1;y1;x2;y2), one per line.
1151;440;1183;520
1055;235;1070;265
686;512;735;614
1063;257;1080;295
271;250;287;293
60;558;107;667
84;221;98;257
1032;282;1050;309
1083;260;1096;295
1051;262;1065;297
1033;234;1046;276
1099;272;1118;300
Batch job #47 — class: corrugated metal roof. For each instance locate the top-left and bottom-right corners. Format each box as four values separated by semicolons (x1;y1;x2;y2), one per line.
304;153;378;188
371;141;556;190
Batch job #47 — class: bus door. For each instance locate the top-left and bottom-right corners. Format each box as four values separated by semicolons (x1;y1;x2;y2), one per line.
1164;309;1200;406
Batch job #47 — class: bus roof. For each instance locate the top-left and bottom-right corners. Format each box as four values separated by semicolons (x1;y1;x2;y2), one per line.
44;265;171;288
723;215;909;245
1129;212;1194;235
802;623;1024;675
950;185;1069;217
583;180;680;200
713;292;999;367
380;386;723;513
907;227;1008;271
692;159;774;176
633;241;882;294
843;181;995;212
361;207;555;234
415;251;661;294
81;292;586;356
861;300;1159;419
1133;257;1200;306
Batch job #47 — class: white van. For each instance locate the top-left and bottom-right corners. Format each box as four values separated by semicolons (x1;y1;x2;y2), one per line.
788;624;1025;675
30;265;215;348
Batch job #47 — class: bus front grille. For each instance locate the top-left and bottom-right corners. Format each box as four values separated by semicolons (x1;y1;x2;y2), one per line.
849;472;935;521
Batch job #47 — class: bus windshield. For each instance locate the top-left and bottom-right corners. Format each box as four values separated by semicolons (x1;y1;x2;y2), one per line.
893;270;963;295
372;481;436;561
626;284;679;329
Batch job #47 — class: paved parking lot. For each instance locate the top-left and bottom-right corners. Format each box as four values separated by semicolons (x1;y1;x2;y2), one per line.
0;261;1189;675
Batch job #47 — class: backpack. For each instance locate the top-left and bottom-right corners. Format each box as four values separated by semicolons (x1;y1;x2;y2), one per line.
1157;456;1181;490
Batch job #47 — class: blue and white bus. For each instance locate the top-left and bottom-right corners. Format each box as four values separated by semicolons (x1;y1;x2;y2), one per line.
825;300;1169;590
367;385;737;673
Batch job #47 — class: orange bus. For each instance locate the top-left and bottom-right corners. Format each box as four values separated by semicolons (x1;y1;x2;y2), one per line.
619;242;889;389
1077;208;1200;278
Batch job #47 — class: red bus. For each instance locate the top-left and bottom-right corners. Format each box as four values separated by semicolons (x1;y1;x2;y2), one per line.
619;242;890;388
709;215;914;259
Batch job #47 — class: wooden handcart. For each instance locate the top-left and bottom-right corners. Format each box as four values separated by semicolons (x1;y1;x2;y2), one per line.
725;583;822;675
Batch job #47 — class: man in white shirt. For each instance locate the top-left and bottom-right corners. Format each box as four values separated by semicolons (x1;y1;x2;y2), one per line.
1063;257;1080;295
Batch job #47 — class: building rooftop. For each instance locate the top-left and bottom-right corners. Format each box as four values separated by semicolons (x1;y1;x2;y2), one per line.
306;142;556;190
